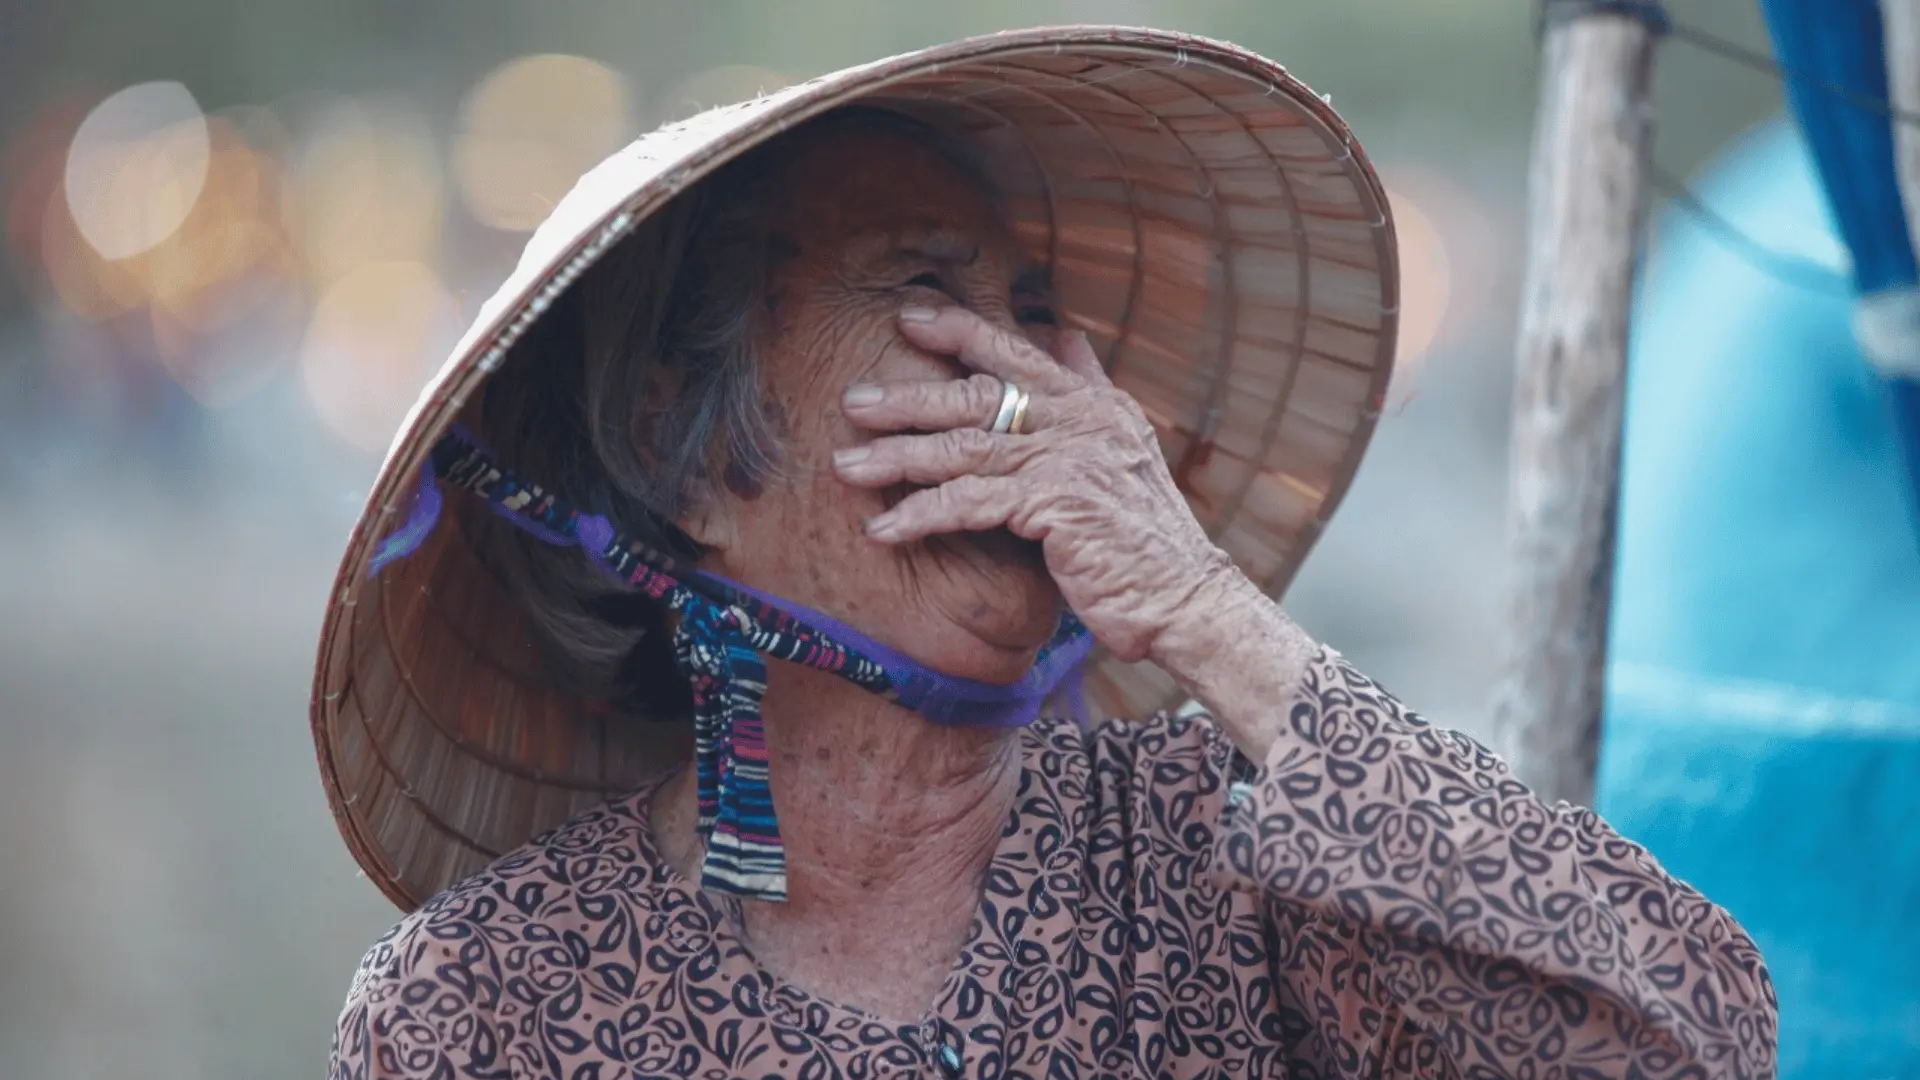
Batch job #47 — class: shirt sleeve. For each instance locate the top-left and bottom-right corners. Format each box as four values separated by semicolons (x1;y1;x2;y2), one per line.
1213;647;1778;1080
328;914;506;1080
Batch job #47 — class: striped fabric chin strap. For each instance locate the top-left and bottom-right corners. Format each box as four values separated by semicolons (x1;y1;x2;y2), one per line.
368;426;1094;902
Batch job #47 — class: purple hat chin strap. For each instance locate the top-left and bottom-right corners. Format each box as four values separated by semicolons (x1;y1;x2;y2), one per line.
371;428;1093;730
367;428;1095;903
696;571;1094;730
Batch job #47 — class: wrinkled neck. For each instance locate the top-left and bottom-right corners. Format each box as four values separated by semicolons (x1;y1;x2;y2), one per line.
652;657;1022;1019
659;656;1022;889
757;656;1022;876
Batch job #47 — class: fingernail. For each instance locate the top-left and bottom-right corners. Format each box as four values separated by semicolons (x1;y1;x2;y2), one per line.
842;384;884;407
866;512;899;539
833;446;870;467
899;305;939;324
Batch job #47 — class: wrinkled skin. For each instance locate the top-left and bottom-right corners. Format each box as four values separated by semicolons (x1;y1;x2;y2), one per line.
666;126;1306;1020
685;128;1232;678
838;308;1237;664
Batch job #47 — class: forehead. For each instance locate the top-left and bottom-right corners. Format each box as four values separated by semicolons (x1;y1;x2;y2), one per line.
764;127;1008;251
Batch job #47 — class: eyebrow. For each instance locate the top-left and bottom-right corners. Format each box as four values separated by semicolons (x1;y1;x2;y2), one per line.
849;230;1050;294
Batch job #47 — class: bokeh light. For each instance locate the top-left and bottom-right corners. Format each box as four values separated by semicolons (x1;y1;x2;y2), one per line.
150;275;302;408
63;82;210;261
5;97;95;288
39;184;148;322
30;105;304;409
145;120;302;405
292;102;444;285
660;64;790;122
146;120;294;311
454;54;632;232
299;260;459;452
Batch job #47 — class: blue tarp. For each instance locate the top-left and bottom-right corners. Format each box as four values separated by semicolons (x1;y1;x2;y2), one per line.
1758;0;1920;533
1600;120;1920;1075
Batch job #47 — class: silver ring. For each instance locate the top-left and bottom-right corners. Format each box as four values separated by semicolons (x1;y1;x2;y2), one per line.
986;379;1022;434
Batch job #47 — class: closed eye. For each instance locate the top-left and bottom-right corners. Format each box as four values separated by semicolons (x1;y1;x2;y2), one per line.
1016;302;1057;326
897;270;966;306
1012;266;1056;326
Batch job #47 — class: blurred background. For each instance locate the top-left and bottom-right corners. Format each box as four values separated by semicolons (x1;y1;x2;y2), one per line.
0;1;1792;1076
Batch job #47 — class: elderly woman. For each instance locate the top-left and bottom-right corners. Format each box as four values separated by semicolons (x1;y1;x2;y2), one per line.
319;28;1774;1080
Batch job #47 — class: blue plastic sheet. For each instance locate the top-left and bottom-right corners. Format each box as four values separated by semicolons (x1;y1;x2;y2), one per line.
1758;0;1920;541
1601;120;1920;1076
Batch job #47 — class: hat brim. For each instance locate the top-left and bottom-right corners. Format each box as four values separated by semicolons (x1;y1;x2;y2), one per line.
313;24;1398;909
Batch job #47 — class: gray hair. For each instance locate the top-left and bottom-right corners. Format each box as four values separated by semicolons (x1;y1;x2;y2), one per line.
469;107;994;720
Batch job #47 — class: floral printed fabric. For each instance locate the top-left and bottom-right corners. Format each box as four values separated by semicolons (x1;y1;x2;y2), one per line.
330;648;1777;1078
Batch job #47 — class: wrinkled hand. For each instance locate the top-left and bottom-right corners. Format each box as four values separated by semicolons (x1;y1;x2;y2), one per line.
833;305;1236;663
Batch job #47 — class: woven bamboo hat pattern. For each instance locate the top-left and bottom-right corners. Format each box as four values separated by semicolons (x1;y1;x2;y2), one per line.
314;25;1399;910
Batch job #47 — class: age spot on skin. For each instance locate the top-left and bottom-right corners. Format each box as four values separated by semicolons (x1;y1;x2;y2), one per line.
725;458;765;500
763;396;792;439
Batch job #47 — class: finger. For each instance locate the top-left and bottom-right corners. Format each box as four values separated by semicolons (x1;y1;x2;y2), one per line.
840;373;1004;433
841;376;1061;435
833;427;1026;487
866;474;1024;543
1051;328;1109;386
897;306;1079;394
1020;325;1059;356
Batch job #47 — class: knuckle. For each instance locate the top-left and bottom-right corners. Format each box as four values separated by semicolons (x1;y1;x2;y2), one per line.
952;306;987;337
1007;430;1046;465
974;318;1023;358
946;474;989;501
967;373;1002;413
892;381;931;411
894;488;935;523
936;428;979;458
1100;391;1148;430
870;434;910;464
1005;327;1047;364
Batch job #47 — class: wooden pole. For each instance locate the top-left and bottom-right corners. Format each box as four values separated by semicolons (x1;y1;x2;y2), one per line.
1490;3;1661;808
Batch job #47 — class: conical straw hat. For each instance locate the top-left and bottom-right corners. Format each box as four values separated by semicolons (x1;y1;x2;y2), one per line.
313;25;1399;910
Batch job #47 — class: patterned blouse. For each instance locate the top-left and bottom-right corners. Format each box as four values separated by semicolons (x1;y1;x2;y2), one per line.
329;648;1777;1078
